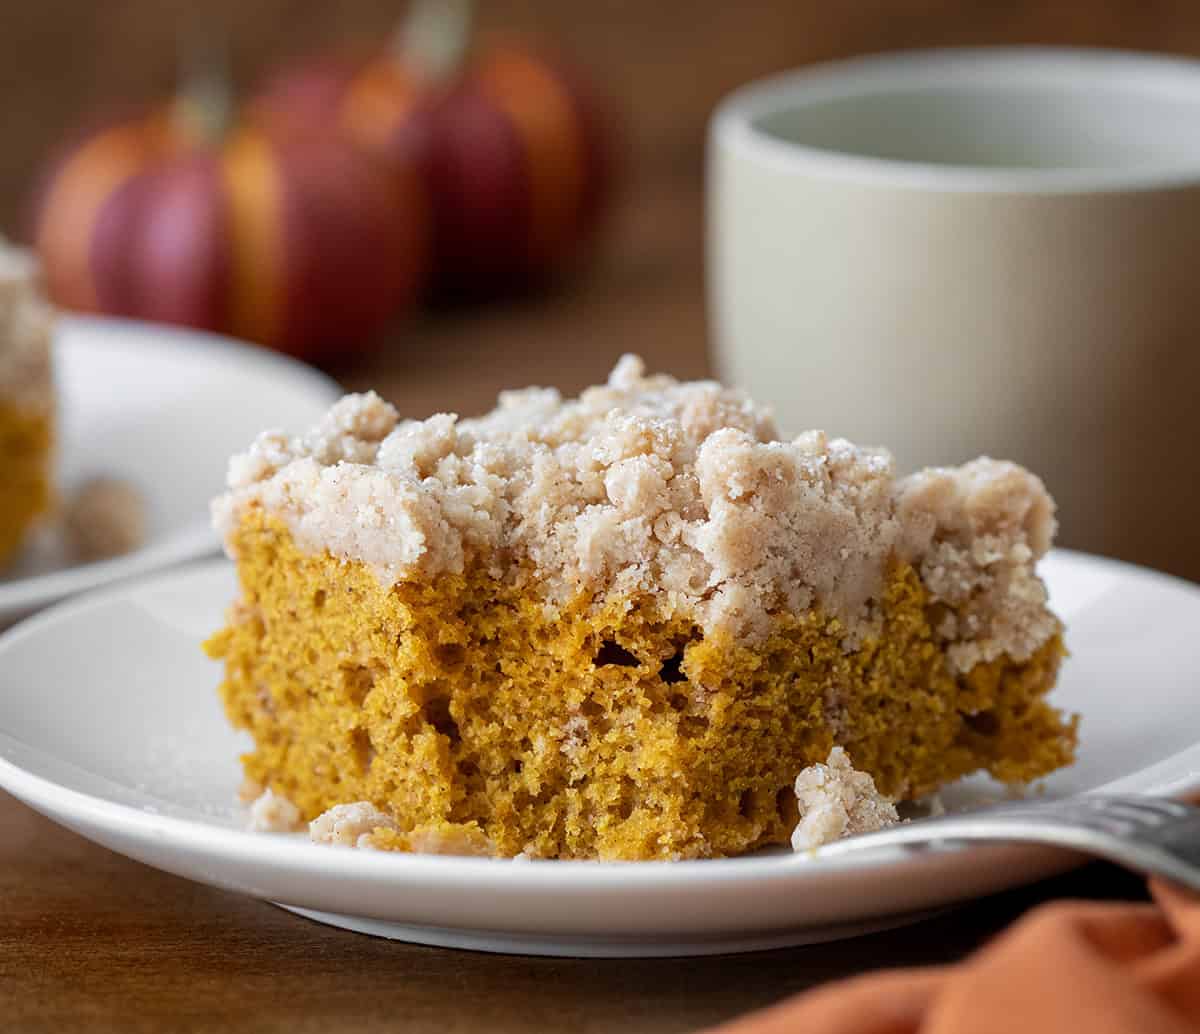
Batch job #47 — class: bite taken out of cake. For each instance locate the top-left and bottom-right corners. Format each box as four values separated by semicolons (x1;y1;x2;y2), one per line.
205;356;1076;861
0;242;54;569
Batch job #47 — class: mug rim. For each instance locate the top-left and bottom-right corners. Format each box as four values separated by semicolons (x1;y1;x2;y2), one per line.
711;46;1200;194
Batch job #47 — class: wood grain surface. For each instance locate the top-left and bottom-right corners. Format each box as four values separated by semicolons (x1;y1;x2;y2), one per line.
1;2;1195;1030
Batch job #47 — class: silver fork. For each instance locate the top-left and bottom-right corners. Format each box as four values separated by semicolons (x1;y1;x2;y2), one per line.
811;793;1200;891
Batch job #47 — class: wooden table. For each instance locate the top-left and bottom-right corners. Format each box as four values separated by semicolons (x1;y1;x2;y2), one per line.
0;184;1155;1032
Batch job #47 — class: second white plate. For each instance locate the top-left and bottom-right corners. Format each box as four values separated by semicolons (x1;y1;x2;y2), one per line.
0;316;341;622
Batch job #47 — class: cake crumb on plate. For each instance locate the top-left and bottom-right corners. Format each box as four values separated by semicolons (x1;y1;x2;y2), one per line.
245;788;304;833
309;801;399;849
791;747;899;852
63;476;146;562
306;802;496;856
374;820;497;857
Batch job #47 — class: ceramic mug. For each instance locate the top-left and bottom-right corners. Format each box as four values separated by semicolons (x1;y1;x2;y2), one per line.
709;48;1200;577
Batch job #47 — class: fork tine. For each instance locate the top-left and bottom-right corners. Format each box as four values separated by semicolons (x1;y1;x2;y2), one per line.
1079;801;1176;826
991;795;1186;823
1091;795;1191;817
1117;797;1192;818
994;797;1182;834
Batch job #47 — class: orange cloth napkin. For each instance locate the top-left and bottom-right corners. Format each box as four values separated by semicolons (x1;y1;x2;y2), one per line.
709;880;1200;1034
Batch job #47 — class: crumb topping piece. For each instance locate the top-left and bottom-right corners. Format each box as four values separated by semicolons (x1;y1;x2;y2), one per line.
307;802;496;855
63;477;146;562
0;241;54;413
791;747;899;851
308;801;400;848
387;821;496;857
214;355;1057;655
245;788;304;833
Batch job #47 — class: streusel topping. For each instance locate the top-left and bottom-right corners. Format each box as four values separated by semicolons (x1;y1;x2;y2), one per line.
0;241;54;413
309;801;398;849
214;356;1057;657
63;477;147;562
791;747;899;851
244;788;303;833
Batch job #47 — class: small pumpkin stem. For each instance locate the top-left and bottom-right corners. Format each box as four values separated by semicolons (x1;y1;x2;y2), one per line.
170;28;235;147
391;0;475;83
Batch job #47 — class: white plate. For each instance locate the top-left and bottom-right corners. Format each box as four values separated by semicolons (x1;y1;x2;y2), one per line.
0;317;341;623
1;551;1198;957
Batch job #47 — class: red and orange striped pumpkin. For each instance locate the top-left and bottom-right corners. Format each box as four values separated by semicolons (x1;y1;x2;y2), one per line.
254;38;613;298
32;107;427;363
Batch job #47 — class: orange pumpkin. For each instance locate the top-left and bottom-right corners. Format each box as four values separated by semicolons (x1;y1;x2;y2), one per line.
32;98;427;364
254;28;614;299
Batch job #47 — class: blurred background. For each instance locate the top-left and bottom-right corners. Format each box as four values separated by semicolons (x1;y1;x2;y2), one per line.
9;1;1196;400
4;0;1200;575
